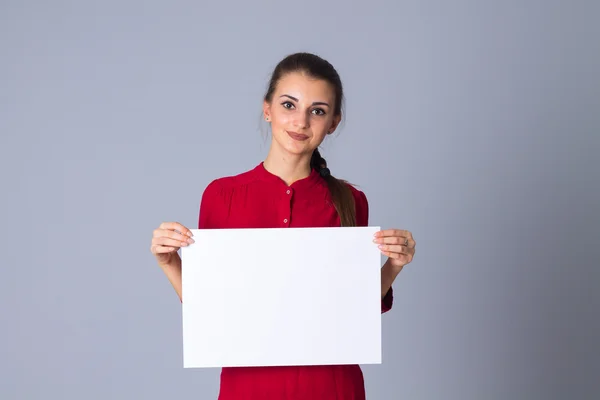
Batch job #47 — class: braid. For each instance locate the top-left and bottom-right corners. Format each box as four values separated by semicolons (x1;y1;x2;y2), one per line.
311;149;356;227
310;149;329;177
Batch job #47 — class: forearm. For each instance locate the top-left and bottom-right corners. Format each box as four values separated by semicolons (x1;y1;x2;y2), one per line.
381;259;403;298
160;254;183;301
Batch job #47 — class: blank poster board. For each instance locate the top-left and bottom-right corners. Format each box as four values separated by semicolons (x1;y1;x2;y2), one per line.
181;226;382;368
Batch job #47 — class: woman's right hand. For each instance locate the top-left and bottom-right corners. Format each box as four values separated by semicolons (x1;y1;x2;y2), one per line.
150;222;195;267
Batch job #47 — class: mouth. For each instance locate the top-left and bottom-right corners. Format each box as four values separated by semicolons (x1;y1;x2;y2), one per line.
286;130;310;141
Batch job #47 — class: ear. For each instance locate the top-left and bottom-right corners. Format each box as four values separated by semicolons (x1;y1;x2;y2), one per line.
263;100;271;121
327;114;342;135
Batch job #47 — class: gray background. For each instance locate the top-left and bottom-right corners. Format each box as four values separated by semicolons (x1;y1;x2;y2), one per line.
1;1;599;399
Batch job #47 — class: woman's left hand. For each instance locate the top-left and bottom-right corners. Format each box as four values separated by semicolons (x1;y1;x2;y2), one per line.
373;229;416;269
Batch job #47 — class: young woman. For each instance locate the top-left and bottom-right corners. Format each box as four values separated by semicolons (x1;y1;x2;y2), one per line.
150;52;416;400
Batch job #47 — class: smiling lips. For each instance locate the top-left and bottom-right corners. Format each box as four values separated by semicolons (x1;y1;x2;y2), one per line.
286;131;309;141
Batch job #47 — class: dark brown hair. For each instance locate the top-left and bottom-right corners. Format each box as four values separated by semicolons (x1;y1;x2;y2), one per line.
264;52;356;227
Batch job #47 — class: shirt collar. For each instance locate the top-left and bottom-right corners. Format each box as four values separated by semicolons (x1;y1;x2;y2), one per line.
253;162;322;190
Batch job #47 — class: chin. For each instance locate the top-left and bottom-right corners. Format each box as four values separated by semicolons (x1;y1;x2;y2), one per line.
272;132;314;156
283;143;314;157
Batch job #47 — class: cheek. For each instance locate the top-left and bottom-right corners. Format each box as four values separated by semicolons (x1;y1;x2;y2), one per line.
272;113;291;127
311;118;331;134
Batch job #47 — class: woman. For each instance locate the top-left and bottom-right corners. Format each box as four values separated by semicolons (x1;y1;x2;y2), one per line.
150;52;416;400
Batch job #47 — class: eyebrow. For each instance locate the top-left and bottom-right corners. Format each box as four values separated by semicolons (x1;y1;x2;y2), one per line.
279;94;330;107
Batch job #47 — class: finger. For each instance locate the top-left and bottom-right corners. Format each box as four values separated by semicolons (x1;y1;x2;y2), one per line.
153;237;191;248
380;250;410;261
158;222;194;237
374;229;411;238
154;228;195;244
377;244;412;255
374;236;415;247
152;245;179;254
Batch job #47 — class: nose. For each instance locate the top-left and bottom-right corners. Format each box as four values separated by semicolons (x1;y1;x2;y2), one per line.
293;110;310;129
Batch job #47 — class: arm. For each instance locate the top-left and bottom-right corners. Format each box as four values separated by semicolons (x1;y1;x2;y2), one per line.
381;260;402;298
160;255;183;302
381;260;403;312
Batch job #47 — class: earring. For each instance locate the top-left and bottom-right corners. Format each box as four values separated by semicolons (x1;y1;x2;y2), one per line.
265;116;270;121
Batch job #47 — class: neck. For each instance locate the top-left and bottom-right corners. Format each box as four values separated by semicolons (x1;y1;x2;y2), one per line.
263;146;313;186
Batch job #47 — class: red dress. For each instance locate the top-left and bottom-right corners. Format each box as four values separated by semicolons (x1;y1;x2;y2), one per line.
197;162;393;400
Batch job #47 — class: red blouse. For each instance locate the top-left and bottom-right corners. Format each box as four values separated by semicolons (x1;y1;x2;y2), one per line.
197;162;393;400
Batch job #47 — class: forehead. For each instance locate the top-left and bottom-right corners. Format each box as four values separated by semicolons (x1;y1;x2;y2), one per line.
274;72;335;102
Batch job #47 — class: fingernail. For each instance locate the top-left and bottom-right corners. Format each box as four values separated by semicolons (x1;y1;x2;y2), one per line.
188;238;195;244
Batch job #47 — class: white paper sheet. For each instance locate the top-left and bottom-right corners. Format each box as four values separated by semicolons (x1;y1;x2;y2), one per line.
181;226;382;368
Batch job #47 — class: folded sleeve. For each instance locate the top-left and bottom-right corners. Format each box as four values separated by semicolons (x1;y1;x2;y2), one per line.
381;288;393;313
351;186;394;314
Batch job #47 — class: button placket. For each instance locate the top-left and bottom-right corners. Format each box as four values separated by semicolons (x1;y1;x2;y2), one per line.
283;188;293;226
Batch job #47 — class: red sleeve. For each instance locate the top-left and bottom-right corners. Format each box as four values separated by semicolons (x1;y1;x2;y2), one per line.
198;179;223;229
352;186;394;314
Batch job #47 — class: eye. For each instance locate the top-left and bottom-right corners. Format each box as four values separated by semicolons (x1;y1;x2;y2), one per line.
281;101;295;110
312;108;326;116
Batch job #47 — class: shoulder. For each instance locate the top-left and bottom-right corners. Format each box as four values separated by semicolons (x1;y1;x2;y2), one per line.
347;183;368;205
201;166;259;198
345;181;369;226
198;166;258;228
